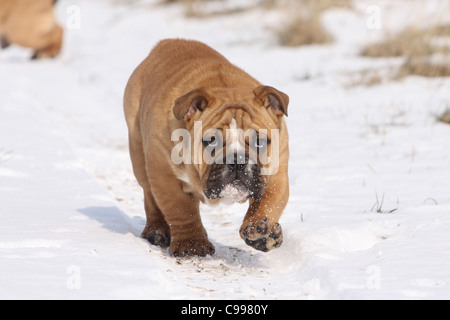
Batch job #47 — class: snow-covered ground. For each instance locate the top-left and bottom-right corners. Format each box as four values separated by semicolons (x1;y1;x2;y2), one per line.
1;0;450;300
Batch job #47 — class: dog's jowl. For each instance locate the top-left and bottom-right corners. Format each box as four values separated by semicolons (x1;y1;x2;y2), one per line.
124;39;290;257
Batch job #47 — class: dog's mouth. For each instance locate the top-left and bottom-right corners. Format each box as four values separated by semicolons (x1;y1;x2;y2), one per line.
204;161;265;202
218;181;250;203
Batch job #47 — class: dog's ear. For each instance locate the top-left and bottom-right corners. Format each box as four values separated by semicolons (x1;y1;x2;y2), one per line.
173;88;212;121
254;85;290;117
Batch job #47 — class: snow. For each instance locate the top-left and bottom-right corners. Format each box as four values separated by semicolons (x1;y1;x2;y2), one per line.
1;0;450;300
219;184;250;203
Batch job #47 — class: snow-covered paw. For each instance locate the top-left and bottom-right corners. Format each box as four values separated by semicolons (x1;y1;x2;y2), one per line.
169;237;215;257
240;218;283;252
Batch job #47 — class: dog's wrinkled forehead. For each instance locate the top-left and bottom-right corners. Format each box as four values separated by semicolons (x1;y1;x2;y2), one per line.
209;90;256;116
213;87;256;101
203;106;254;134
204;102;276;138
174;85;286;133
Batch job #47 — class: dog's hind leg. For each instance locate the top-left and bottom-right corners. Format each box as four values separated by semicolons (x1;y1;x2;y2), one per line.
31;25;63;60
128;131;171;248
142;190;171;248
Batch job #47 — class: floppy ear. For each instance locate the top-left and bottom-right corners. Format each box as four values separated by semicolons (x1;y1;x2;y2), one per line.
173;88;211;121
254;85;290;117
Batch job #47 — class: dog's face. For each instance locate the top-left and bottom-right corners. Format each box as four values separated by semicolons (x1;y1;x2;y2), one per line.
173;86;289;203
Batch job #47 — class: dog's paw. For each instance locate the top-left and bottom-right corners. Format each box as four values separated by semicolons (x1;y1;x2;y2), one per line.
31;49;60;60
169;237;215;257
240;218;283;252
142;226;170;248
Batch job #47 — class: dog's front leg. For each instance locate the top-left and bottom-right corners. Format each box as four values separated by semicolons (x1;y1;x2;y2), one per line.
148;169;215;257
240;169;289;252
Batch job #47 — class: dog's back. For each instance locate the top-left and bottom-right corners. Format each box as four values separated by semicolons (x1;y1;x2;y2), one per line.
147;39;259;93
124;39;259;131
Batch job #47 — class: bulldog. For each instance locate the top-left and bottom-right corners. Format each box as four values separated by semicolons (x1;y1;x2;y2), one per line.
0;0;63;59
124;39;289;257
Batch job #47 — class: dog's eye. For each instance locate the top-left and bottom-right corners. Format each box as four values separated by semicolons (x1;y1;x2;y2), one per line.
252;137;270;150
203;136;220;148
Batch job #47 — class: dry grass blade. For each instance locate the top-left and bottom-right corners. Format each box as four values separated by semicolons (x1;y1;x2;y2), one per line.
371;192;399;214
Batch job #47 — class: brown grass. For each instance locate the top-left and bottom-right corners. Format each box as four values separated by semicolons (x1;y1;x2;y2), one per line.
161;0;352;46
361;24;450;79
278;0;352;47
362;28;435;58
398;58;450;78
343;68;385;88
162;0;276;18
362;26;450;58
429;24;450;36
301;0;352;12
279;15;333;47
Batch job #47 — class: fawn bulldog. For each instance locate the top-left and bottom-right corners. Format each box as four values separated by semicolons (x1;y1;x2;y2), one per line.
0;0;63;59
124;39;290;257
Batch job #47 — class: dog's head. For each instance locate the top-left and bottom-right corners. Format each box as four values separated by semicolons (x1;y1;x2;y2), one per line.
173;85;289;203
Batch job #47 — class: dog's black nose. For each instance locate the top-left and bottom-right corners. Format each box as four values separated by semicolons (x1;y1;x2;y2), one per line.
227;153;247;172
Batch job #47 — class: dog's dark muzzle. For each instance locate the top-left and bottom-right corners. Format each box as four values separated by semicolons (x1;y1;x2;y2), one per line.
205;153;265;202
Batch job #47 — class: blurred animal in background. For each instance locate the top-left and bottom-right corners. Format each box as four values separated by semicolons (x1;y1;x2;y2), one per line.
0;0;63;59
